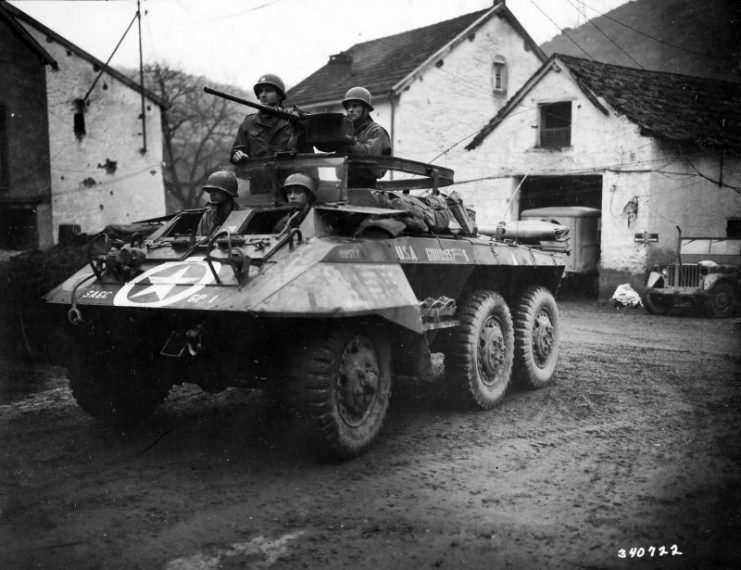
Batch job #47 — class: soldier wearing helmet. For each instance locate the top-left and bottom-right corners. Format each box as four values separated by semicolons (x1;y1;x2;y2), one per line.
273;173;317;233
341;86;392;188
196;170;240;237
230;73;312;166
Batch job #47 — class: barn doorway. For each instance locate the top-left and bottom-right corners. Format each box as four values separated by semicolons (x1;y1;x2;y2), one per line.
518;175;603;298
518;175;602;212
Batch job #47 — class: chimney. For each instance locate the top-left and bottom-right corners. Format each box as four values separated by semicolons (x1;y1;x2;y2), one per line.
328;52;353;74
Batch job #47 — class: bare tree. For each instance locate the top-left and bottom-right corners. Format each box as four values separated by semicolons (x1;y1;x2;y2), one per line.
141;63;251;209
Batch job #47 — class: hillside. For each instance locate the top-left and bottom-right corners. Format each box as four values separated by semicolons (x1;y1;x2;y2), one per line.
541;0;740;82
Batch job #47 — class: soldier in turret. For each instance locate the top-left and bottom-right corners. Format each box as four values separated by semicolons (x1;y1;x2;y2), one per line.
341;87;392;188
230;73;312;163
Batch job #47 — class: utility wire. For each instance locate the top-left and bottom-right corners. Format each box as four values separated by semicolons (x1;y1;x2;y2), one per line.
83;11;138;102
563;0;644;69
199;0;288;21
578;0;719;60
529;0;594;60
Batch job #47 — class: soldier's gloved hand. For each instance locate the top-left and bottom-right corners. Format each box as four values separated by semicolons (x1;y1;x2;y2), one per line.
231;149;248;163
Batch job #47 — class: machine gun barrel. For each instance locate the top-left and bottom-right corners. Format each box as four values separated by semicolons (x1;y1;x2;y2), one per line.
203;86;299;123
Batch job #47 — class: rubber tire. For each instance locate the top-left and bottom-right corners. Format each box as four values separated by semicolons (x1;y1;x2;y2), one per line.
445;290;514;410
287;324;392;459
703;282;737;319
68;348;170;426
644;293;671;315
513;286;560;390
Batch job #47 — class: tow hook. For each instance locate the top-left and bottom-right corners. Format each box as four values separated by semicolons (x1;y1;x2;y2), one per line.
160;324;206;357
186;324;206;356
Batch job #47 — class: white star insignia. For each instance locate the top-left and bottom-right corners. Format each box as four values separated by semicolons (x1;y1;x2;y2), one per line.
130;266;201;301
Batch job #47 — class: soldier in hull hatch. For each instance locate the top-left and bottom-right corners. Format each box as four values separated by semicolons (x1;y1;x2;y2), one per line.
273;173;317;233
196;171;239;237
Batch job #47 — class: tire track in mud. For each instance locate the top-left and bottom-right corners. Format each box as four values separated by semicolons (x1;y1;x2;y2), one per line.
1;304;740;569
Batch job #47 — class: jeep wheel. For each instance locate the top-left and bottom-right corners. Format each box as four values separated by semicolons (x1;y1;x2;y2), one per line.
644;293;671;315
287;324;391;459
703;282;737;318
445;290;514;409
513;286;560;389
68;348;170;426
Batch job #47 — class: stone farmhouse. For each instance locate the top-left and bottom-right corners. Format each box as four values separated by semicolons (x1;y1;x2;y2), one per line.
0;0;166;250
287;1;546;180
465;54;741;297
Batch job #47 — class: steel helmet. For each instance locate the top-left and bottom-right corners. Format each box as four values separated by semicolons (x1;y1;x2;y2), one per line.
254;73;286;100
202;170;238;198
342;86;373;111
280;173;316;202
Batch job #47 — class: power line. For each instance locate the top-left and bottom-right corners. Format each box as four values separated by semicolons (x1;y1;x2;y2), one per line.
199;0;289;21
529;0;594;60
563;0;644;69
578;0;719;60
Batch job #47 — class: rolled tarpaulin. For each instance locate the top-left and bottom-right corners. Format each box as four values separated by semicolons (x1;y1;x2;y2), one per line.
479;220;570;241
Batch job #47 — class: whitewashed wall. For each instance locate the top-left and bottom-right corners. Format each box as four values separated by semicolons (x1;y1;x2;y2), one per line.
393;14;543;174
643;147;741;263
466;60;741;295
310;13;544;197
21;23;166;241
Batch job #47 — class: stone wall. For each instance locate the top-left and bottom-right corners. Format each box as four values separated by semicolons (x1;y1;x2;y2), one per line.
0;16;53;248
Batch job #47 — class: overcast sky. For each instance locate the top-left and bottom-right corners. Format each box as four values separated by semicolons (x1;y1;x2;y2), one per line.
8;0;630;91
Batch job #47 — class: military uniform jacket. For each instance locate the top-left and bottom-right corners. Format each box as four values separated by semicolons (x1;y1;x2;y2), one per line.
196;201;238;237
231;112;310;159
347;117;392;188
349;117;391;157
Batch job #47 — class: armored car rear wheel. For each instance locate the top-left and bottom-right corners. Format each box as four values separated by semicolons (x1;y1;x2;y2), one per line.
445;290;514;409
287;324;392;459
68;348;170;426
513;286;560;389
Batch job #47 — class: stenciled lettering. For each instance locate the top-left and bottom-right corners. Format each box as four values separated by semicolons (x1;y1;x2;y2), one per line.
424;247;470;263
394;245;418;261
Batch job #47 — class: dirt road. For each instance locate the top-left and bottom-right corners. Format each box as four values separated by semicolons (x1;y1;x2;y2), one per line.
1;301;740;569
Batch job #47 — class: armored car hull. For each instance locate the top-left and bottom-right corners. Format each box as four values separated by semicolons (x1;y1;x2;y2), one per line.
46;153;566;458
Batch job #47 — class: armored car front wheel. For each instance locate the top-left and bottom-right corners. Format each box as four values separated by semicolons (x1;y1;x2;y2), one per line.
287;324;392;459
67;348;170;426
445;290;514;409
512;286;560;389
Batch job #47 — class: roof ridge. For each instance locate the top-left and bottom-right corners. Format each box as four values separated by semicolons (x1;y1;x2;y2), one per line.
345;7;492;52
556;53;741;89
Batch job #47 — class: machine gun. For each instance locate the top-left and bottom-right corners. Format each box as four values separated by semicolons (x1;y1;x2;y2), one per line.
204;86;353;149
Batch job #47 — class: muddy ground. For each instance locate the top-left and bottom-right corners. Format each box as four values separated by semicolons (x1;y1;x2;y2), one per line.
1;300;740;569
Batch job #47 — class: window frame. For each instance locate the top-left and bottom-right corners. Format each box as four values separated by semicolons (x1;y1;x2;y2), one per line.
492;56;507;95
537;101;572;148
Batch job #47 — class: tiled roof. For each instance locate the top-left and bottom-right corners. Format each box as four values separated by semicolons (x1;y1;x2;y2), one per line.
467;54;741;153
287;5;504;107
